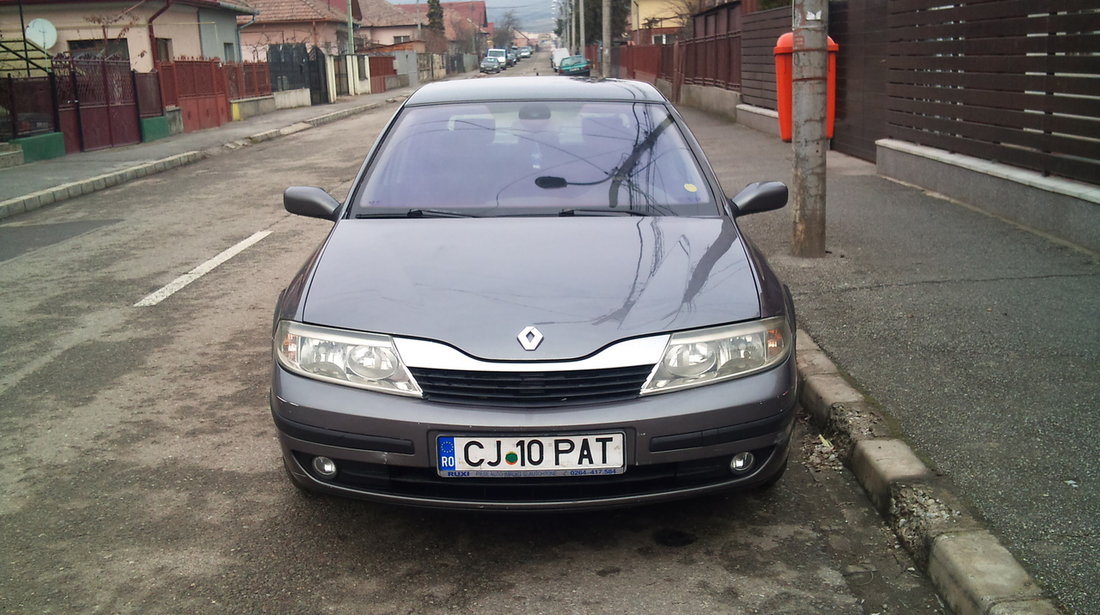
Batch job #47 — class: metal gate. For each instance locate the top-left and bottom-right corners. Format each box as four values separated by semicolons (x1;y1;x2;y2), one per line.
333;54;349;96
52;57;140;152
417;53;434;84
269;43;309;92
51;63;82;153
308;48;328;105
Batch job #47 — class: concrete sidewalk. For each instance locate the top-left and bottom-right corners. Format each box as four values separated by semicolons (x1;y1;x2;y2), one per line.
0;85;414;220
0;81;1095;615
678;108;1096;615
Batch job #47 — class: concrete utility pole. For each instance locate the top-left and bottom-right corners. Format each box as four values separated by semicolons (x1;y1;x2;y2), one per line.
790;0;828;258
569;0;575;53
601;0;610;77
347;0;354;53
579;0;586;57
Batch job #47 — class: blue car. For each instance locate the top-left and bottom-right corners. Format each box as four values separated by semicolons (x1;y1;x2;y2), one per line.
558;55;590;76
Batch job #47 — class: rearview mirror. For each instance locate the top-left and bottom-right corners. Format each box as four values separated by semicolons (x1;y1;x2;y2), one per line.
729;181;788;217
284;186;341;220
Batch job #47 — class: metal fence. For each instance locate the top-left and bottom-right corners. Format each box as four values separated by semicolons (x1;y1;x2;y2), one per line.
682;1;747;91
225;61;272;100
156;59;226;107
0;75;54;141
368;55;396;94
3;56;155;151
614;45;662;81
612;0;1099;184
135;72;163;119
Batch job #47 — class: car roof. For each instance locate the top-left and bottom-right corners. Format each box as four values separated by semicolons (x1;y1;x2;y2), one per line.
404;77;667;106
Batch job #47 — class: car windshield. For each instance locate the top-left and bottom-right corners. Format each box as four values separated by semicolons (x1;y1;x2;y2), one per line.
562;57;585;67
351;101;716;217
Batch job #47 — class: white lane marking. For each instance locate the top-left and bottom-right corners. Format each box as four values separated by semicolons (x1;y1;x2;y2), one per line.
134;230;272;307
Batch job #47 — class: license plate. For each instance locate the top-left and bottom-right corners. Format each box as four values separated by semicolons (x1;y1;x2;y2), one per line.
437;433;625;478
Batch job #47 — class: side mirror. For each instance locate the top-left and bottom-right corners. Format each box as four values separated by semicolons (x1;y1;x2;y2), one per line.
284;186;341;220
729;181;788;217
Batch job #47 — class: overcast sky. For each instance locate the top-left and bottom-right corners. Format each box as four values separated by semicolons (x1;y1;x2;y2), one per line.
388;0;558;36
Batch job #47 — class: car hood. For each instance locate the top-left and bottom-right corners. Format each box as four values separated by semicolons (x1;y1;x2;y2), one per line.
302;216;761;361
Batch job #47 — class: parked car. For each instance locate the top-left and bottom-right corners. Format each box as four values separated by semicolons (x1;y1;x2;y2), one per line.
479;56;502;73
506;49;518;66
274;77;796;510
486;48;508;69
558;55;590;76
551;48;570;71
519;46;532;58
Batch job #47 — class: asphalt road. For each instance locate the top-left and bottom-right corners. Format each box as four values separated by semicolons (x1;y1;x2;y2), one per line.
0;60;947;614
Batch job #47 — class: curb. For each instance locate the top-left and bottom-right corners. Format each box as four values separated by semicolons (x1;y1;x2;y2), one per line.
795;329;1064;615
0;100;398;222
0;151;205;221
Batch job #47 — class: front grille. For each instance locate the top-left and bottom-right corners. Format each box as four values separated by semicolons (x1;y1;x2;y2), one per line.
408;365;654;407
293;447;777;504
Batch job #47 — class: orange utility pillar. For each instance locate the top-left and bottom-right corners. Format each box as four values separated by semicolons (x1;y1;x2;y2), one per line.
774;32;838;142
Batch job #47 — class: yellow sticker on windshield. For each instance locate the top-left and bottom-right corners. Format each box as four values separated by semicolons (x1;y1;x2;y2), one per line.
684;183;698;193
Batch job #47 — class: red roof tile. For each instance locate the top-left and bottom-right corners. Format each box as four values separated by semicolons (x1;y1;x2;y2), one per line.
245;0;353;23
357;0;423;27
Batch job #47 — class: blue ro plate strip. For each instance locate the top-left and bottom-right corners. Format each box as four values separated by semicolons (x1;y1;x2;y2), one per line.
438;436;457;472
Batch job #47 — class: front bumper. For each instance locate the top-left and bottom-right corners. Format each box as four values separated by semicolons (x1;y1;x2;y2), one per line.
271;353;797;510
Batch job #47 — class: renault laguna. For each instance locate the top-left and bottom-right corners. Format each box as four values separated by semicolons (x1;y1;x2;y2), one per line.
272;77;797;510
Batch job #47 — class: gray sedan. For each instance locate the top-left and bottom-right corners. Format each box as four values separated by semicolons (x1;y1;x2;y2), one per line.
272;77;796;510
479;56;502;73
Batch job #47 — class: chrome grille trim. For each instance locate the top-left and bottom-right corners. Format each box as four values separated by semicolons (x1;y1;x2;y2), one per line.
394;335;669;372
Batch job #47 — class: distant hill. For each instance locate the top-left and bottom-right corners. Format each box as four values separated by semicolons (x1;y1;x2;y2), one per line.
387;0;555;36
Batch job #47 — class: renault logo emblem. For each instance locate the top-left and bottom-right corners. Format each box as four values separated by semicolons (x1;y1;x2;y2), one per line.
517;326;544;351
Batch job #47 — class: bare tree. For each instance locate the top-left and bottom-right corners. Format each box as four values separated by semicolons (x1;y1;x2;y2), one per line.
243;30;309;62
82;11;140;58
450;16;481;54
660;0;704;38
492;10;521;49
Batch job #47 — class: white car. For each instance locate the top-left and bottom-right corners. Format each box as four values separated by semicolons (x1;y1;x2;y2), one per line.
551;48;570;71
486;48;509;68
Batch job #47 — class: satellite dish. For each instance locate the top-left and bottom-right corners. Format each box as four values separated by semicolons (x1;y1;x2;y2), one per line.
25;18;58;50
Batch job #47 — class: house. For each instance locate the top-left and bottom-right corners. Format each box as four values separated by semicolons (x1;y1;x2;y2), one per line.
439;1;488;54
356;0;424;48
512;30;537;49
238;0;360;60
628;0;684;45
391;0;488;54
0;0;257;72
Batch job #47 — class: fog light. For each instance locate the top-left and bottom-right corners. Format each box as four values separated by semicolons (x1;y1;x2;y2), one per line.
729;452;755;474
312;456;337;478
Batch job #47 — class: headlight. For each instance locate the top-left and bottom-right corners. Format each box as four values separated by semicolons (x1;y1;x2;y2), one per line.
275;321;422;397
641;317;791;395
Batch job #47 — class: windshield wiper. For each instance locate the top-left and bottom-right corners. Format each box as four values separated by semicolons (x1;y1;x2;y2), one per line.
356;209;477;219
559;208;650;217
406;209;477;218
